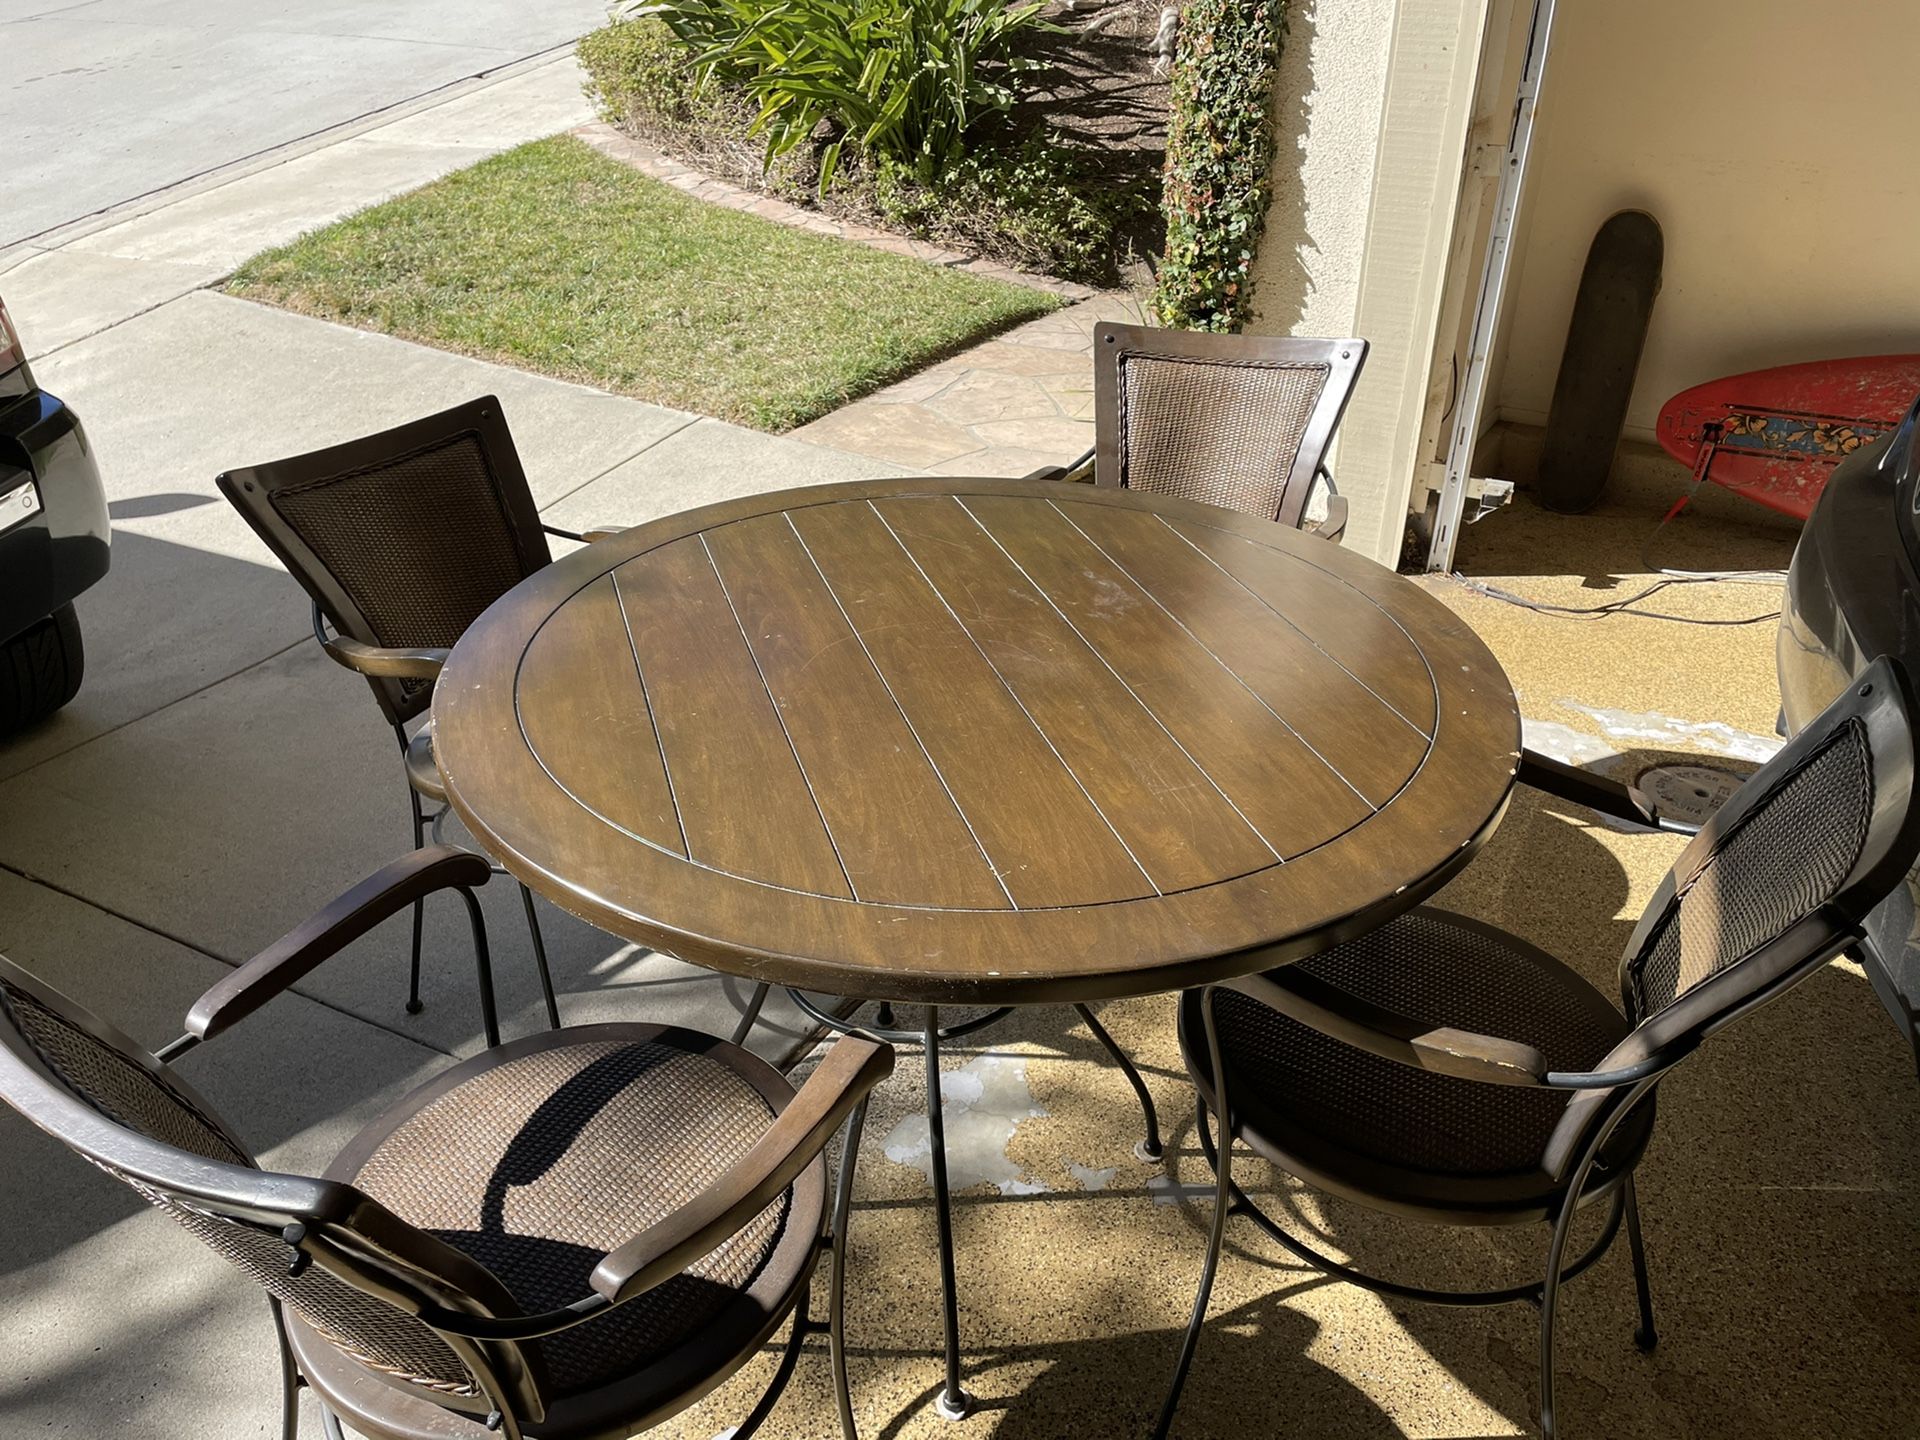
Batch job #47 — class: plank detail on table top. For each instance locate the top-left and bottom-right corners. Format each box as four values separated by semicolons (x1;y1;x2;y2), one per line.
512;492;1440;912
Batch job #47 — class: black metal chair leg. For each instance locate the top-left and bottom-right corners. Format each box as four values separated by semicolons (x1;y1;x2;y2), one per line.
319;1405;347;1440
831;1097;871;1440
269;1299;301;1440
516;883;560;1030
1072;1001;1163;1160
729;1285;813;1440
404;787;427;1017
1154;987;1232;1440
922;1009;973;1421
1623;1174;1658;1351
456;885;501;1050
1537;1186;1591;1440
730;981;773;1047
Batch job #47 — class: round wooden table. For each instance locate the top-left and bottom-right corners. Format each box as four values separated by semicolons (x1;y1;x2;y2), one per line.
435;476;1519;1418
437;477;1519;1001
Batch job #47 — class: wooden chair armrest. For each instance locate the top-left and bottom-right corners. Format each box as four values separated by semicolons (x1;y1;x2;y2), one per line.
1312;492;1349;544
322;635;451;680
580;527;629;543
1227;968;1548;1086
311;602;448;681
1024;444;1096;485
541;522;587;543
185;847;492;1043
590;1034;895;1305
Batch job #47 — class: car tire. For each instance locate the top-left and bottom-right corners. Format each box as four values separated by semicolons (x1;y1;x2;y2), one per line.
0;603;85;736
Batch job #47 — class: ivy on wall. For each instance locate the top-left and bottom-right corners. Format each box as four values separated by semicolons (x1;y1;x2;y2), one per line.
1153;0;1287;332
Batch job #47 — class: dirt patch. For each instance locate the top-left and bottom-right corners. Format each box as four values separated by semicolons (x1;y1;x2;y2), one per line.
1015;0;1172;282
1017;0;1172;158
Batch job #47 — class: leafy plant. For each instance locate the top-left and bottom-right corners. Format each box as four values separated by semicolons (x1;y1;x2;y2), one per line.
1154;0;1287;332
871;131;1156;285
631;0;1053;192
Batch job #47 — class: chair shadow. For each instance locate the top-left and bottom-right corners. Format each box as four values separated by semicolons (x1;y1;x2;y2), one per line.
869;1286;1405;1440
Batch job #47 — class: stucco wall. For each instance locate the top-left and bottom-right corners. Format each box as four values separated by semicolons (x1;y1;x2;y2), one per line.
1246;0;1395;339
1493;0;1920;442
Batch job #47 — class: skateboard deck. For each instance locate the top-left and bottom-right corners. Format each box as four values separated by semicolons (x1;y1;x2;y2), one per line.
1655;355;1920;521
1538;210;1664;514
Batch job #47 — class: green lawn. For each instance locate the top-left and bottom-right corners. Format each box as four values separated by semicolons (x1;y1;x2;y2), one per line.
226;136;1061;430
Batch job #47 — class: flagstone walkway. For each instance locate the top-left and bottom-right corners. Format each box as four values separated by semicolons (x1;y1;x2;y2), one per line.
791;291;1147;475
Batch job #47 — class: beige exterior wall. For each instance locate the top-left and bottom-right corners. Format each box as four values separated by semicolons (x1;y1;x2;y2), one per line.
1493;0;1920;443
1246;0;1395;338
1246;0;1495;564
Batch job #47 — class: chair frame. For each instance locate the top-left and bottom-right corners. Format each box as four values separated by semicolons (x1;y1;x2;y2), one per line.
217;398;581;1031
0;849;891;1440
1155;657;1920;1439
1026;324;1367;540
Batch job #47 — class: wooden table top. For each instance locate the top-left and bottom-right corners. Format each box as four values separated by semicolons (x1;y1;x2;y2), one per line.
435;478;1519;1005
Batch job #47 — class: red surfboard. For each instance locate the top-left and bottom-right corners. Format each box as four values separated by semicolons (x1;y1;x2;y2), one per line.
1655;355;1920;521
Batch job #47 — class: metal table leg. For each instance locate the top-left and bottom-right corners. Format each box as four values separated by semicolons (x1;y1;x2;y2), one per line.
780;989;1159;1422
923;1007;973;1420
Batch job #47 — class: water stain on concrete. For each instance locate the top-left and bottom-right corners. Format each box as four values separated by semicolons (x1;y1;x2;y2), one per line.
882;1053;1051;1195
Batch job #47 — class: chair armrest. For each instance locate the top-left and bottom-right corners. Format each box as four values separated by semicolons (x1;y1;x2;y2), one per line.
185;847;492;1043
1312;493;1349;544
1518;749;1666;832
590;1034;895;1305
311;602;448;681
544;522;630;544
1025;444;1096;485
1228;968;1547;1086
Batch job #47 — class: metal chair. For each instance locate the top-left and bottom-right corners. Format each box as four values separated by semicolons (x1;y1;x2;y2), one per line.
0;846;892;1440
1156;655;1920;1439
1029;323;1368;543
218;397;606;1032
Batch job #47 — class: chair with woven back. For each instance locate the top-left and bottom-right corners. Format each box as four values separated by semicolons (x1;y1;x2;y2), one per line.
0;846;893;1440
1029;323;1368;543
218;397;615;1033
1154;655;1920;1439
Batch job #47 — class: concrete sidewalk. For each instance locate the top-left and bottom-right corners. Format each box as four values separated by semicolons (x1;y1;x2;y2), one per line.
0;56;918;1440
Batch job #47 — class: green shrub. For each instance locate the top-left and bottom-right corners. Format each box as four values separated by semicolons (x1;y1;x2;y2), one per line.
635;0;1054;192
579;9;1146;285
579;15;749;135
1154;0;1287;331
578;16;701;127
872;131;1154;284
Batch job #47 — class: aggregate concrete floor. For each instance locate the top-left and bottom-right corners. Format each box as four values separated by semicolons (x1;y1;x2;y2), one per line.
629;474;1920;1440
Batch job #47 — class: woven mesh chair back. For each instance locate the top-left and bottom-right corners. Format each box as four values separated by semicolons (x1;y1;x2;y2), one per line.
1621;657;1920;1042
217;398;551;724
0;960;486;1398
1093;324;1366;527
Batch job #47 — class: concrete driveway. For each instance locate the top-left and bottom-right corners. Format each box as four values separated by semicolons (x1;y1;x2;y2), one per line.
0;58;917;1440
0;0;609;246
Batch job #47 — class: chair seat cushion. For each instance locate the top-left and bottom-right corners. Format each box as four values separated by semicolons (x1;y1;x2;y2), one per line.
320;1024;821;1409
405;720;447;804
1180;909;1653;1222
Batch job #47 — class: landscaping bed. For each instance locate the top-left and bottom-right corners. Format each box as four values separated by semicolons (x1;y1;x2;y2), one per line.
578;1;1170;289
225;135;1060;431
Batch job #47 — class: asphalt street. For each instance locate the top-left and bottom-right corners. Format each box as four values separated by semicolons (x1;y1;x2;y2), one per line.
0;0;608;245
